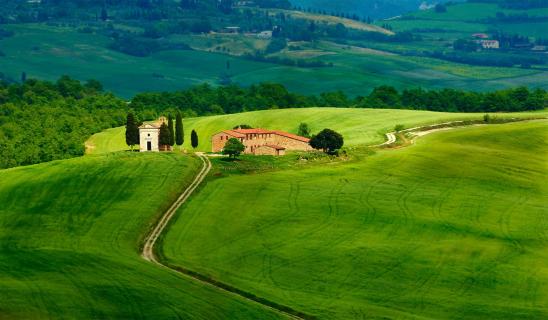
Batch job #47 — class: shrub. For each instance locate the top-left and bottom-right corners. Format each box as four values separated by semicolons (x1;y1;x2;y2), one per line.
233;124;253;129
222;138;245;158
394;124;405;132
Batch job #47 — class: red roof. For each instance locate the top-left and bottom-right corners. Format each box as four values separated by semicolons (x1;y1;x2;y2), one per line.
217;128;309;143
233;128;272;134
272;130;310;143
222;130;246;138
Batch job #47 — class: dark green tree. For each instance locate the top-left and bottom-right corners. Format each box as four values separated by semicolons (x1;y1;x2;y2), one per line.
159;123;171;148
233;124;253;129
125;112;140;150
309;129;344;154
168;115;175;146
175;112;184;147
222;138;245;158
435;3;447;13
368;85;400;107
191;129;199;149
298;123;311;137
101;7;108;21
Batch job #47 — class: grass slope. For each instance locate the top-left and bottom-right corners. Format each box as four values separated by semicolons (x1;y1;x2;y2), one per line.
0;152;284;319
161;121;548;319
386;2;548;38
86;108;548;154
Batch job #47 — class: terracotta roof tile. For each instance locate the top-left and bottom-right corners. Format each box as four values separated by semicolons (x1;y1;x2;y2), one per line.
218;128;309;142
271;130;310;142
232;128;272;134
221;130;246;138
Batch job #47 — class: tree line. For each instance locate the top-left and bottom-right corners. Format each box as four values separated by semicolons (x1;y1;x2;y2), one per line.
1;77;546;169
131;83;547;117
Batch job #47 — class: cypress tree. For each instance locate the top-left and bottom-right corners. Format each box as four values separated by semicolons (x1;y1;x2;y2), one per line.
125;112;140;150
159;123;171;149
168;115;175;146
175;112;184;147
191;130;198;149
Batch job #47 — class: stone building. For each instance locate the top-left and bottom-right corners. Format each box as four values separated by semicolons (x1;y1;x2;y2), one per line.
479;39;500;49
212;128;313;156
139;117;168;152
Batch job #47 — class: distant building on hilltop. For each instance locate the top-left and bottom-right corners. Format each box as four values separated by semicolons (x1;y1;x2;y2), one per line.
257;30;273;39
419;2;435;10
479;40;500;49
212;128;313;156
139;117;168;152
222;26;241;34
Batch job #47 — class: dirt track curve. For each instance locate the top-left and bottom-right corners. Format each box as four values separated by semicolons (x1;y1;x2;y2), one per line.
141;153;310;320
142;153;212;263
141;118;540;319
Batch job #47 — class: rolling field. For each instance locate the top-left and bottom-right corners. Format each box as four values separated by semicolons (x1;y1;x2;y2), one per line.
1;24;545;98
0;152;284;319
86;108;548;154
161;120;548;319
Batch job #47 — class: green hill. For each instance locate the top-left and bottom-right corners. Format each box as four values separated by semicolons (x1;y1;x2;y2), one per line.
0;152;283;319
290;0;460;20
386;2;548;38
86;108;548;154
161;120;548;319
1;23;545;98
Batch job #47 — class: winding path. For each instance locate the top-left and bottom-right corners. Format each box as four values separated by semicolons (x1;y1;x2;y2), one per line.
142;153;212;263
141;118;539;319
375;120;481;147
141;153;310;320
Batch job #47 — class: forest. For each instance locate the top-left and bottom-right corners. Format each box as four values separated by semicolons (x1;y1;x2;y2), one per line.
0;77;127;169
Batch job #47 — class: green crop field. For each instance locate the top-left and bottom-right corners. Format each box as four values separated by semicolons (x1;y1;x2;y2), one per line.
161;120;548;319
1;24;545;98
86;107;548;154
0;152;284;319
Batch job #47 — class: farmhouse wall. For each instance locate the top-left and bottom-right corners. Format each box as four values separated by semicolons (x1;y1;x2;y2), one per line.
271;134;313;151
211;129;311;155
255;145;281;156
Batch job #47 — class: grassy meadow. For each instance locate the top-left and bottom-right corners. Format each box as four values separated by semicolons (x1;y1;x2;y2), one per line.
383;2;548;39
161;120;548;319
0;152;284;319
1;24;545;98
86;107;548;154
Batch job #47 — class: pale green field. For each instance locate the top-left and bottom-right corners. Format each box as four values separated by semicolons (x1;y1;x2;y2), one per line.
86;108;548;154
0;152;284;319
162;120;548;319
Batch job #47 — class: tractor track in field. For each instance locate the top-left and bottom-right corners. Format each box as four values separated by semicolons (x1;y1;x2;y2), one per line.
141;153;314;320
142;118;543;320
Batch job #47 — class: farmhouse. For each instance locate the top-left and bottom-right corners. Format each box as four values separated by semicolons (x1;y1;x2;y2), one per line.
139;117;169;152
257;30;273;39
212;128;313;156
479;40;500;49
